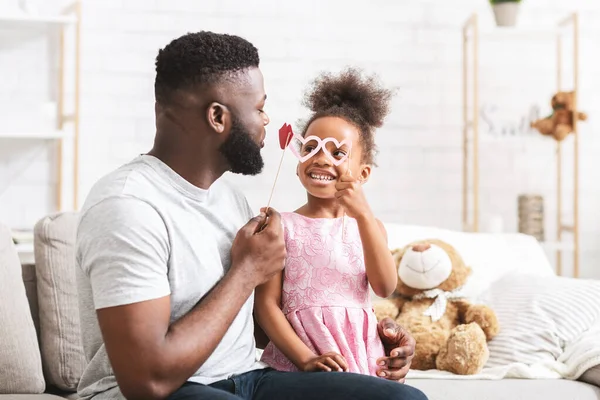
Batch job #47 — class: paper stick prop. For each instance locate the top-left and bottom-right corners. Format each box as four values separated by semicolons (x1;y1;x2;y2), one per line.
264;123;294;214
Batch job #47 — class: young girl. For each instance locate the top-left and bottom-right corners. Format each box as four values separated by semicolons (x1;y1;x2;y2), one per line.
255;68;398;377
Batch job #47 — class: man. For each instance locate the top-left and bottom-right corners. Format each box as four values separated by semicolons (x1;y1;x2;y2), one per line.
75;31;427;400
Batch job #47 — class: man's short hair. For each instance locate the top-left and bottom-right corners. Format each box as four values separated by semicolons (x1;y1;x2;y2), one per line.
154;31;260;104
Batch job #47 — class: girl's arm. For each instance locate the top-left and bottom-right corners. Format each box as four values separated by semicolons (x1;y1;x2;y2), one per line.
335;174;398;298
254;272;347;372
355;214;398;298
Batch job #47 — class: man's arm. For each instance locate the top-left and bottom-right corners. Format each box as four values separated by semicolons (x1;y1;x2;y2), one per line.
79;198;285;400
97;268;256;400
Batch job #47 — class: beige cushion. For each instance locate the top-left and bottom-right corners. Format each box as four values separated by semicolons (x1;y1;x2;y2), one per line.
22;263;41;340
34;212;85;392
0;223;45;394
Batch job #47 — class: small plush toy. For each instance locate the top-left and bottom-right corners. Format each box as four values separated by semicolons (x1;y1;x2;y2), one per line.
530;91;587;141
373;239;499;375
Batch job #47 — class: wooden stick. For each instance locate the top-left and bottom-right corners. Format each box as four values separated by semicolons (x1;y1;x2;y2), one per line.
260;133;292;231
73;0;82;210
573;12;580;278
556;29;563;276
265;147;287;212
56;25;65;211
473;12;479;232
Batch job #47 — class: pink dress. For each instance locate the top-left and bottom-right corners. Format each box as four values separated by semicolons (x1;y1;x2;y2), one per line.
260;212;386;376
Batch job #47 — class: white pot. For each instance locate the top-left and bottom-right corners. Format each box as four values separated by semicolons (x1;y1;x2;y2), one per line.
492;2;520;27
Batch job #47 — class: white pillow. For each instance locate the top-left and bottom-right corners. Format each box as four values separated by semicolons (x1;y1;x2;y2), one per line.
383;223;555;297
482;273;600;376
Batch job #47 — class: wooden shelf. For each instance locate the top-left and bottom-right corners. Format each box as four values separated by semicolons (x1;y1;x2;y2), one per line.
0;13;77;27
541;241;575;252
477;26;560;39
0;130;70;140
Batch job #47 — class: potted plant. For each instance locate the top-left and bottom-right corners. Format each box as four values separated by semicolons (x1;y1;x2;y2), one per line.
490;0;521;27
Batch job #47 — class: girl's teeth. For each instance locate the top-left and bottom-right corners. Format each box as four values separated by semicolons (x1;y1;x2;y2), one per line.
310;173;334;181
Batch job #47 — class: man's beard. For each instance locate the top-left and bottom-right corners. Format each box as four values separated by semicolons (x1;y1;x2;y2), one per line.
218;115;264;176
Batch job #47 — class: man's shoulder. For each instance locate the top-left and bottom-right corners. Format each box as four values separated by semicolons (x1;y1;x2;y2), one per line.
81;156;163;215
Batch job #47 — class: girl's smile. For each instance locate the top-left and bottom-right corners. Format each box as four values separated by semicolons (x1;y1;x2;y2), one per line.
306;166;338;185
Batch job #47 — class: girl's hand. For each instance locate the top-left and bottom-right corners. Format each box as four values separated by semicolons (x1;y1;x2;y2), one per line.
335;173;372;220
301;352;348;372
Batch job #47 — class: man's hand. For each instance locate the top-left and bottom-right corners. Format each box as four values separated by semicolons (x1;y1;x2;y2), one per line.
376;318;415;383
230;208;286;288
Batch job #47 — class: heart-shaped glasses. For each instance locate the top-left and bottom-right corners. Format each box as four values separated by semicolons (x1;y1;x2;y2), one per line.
288;134;352;166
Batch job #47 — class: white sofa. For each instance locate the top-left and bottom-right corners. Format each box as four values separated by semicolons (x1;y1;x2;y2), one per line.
0;213;599;400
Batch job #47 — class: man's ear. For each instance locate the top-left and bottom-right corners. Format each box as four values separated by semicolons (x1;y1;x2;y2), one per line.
206;102;230;134
359;164;371;184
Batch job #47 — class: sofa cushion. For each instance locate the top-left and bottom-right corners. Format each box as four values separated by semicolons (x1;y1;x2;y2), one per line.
34;212;85;392
22;263;41;339
407;378;600;400
0;223;45;394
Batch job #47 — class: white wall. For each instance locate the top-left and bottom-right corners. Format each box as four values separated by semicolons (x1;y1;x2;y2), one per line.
1;0;599;278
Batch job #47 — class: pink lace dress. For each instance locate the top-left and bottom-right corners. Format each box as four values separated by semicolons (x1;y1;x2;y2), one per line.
260;212;386;376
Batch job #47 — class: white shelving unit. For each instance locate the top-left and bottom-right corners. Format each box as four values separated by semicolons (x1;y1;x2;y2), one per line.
0;14;77;26
0;2;81;265
0;130;72;139
462;12;583;277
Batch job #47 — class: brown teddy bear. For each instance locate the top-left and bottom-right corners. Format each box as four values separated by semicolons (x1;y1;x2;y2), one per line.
373;239;499;375
531;91;587;141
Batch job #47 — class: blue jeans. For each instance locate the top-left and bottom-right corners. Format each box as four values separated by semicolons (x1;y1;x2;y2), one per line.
167;368;428;400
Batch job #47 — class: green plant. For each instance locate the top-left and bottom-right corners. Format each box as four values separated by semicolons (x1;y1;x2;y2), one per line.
489;0;521;4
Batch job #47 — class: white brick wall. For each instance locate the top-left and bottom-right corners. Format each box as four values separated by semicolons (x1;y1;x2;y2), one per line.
1;0;599;278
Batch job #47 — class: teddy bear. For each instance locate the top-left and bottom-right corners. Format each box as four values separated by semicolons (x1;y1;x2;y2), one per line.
373;239;499;375
530;91;587;141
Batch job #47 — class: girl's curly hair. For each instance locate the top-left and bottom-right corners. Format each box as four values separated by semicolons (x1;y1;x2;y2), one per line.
300;67;393;165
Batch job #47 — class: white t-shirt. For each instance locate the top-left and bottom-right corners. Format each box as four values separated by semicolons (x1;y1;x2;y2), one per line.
75;155;265;400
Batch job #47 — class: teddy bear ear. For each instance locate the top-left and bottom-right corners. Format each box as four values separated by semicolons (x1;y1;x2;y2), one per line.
391;247;406;265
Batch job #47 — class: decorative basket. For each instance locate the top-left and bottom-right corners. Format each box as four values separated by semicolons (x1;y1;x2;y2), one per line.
518;194;544;241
